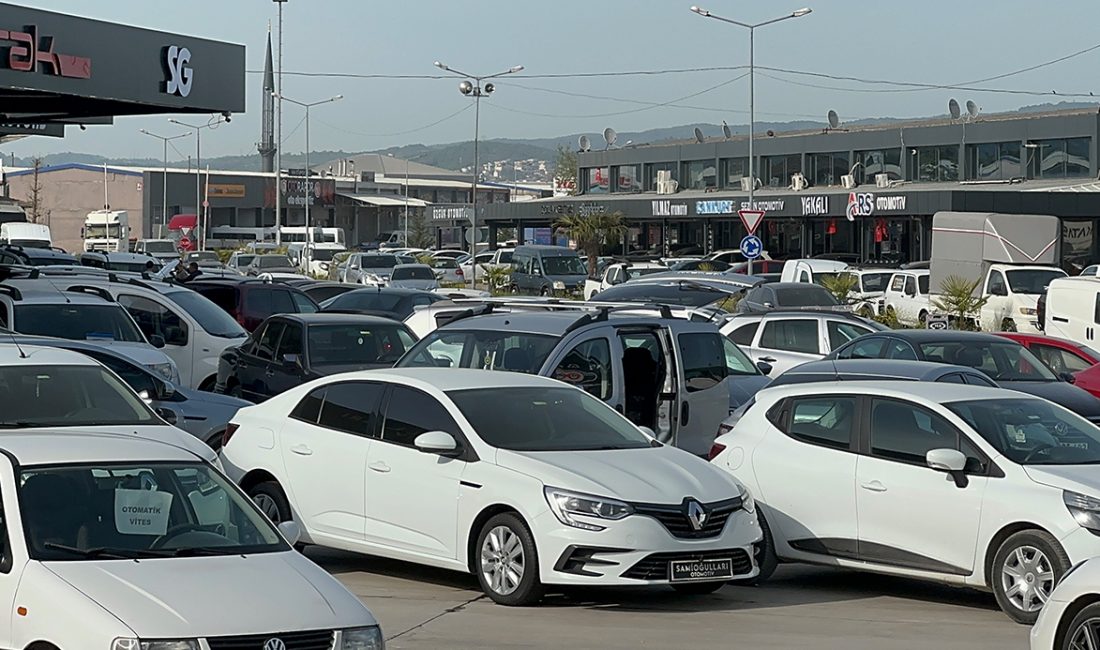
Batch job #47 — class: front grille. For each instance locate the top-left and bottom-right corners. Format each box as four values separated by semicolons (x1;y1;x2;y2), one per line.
206;629;334;650
622;548;752;581
633;497;741;539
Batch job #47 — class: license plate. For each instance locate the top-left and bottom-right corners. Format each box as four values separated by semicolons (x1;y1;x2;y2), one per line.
669;558;734;582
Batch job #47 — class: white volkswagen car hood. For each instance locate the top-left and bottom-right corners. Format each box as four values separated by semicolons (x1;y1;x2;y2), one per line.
495;445;743;503
42;551;374;638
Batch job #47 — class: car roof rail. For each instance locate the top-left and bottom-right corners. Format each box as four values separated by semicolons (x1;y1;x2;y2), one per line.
436;304;496;327
65;285;115;302
0;265;40;281
0;284;23;301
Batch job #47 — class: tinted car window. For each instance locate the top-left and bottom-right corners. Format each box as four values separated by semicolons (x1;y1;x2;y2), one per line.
885;339;918;360
918;341;1057;381
324;291;403;313
787;396;855;450
14;304;145;343
551;338;613;400
270;290;296;315
869;398;959;465
0;364;156;426
254;322;284;362
728;322;759;346
381;385;461;447
917;275;930;294
838;337;886;360
542;255;586;275
317;382;385;437
360;255;400;269
309;324;416;366
759;319;819;354
827;321;871;351
938;373;967;384
774;285;838;307
679;333;727;392
277;323;304;358
291;386;326;424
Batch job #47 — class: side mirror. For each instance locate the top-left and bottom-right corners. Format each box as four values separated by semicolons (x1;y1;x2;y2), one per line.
532;267;542;276
926;448;968;487
1060;371;1077;384
138;389;153;405
638;426;657;439
149;334;166;349
414;430;460;456
155;378;175;400
905;288;916;296
763;302;774;309
990;285;1007;296
154;407;178;425
756;361;773;376
277;520;302;546
282;353;303;370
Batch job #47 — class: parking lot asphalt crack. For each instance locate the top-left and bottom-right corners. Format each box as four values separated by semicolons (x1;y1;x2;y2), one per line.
385;593;487;642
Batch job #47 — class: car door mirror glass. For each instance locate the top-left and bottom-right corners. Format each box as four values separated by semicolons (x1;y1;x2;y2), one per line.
282;353;302;369
756;361;773;376
638;426;657;439
414;430;459;455
926;448;967;472
1059;371;1077;384
153;407;178;425
149;334;166;349
277;520;302;546
138;389;152;404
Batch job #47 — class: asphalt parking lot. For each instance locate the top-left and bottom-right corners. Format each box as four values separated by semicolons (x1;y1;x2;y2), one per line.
312;547;1029;649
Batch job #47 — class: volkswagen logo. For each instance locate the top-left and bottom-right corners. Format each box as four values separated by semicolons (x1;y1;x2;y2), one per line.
263;639;286;650
685;499;708;531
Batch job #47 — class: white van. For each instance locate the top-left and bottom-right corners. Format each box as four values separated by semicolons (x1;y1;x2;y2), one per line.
779;258;849;284
1044;276;1100;345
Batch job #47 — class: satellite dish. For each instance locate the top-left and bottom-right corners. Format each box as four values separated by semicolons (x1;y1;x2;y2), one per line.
966;100;979;118
948;98;961;120
694;127;705;144
827;110;839;129
722;121;732;140
578;135;591;152
603;127;618;149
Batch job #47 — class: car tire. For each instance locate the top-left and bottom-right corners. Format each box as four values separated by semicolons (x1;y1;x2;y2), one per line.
249;480;292;525
672;581;726;596
1062;601;1100;650
540;287;550;297
732;510;778;586
991;529;1069;624
475;513;544;606
918;310;929;326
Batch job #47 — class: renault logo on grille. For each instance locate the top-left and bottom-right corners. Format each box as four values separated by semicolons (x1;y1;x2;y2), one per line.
685;499;707;531
263;639;286;650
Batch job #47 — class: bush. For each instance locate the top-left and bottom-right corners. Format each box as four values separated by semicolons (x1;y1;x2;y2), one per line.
932;275;988;331
819;274;859;305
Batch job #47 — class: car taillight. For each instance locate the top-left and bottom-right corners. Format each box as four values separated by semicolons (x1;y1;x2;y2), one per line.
717;422;734;437
222;422;240;448
456;268;464;276
707;442;727;461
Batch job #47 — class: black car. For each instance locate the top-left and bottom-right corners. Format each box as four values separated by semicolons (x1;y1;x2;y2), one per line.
319;287;444;320
298;281;358;305
0;245;77;267
829;329;1100;423
216;313;418;402
736;282;842;314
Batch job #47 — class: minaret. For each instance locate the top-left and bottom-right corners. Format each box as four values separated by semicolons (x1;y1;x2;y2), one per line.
258;25;276;172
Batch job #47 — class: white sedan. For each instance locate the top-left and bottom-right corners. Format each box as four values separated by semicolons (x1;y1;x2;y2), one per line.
222;368;762;605
710;380;1100;624
0;431;382;648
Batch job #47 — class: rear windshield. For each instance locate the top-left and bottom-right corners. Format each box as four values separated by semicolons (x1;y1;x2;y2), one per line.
774;285;838;306
392;267;435;280
256;256;293;269
542;255;586;276
360;255;400;269
143;241;176;253
164;289;247;339
0;365;156;427
325;292;404;313
14;304;145;343
308;324;417;366
398;331;560;374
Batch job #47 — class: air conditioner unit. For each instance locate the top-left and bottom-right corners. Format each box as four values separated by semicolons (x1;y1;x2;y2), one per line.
740;176;754;192
841;174;857;189
875;173;891;188
791;173;808;191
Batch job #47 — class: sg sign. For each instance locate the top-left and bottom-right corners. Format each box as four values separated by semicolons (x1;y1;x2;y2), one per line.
164;45;193;98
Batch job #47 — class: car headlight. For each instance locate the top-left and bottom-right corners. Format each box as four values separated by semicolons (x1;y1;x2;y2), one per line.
738;483;755;514
544;486;633;531
340;626;386;649
148;362;178;383
112;640;199;650
552;281;566;290
1019;307;1037;315
1065;491;1100;533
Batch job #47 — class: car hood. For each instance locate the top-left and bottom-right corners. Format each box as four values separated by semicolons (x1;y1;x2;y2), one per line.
1023;464;1100;495
545;274;588;285
389;280;438;290
86;341;170;366
178;388;250;410
727;375;771;409
1001;381;1100;420
43;551;373;638
494;445;742;503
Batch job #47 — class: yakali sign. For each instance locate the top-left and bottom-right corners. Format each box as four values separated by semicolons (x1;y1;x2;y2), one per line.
845;192;908;219
0;24;91;78
652;200;688;217
801;196;829;216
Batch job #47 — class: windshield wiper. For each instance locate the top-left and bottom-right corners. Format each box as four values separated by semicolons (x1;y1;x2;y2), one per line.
43;542;165;560
0;421;46;429
168;546;239;557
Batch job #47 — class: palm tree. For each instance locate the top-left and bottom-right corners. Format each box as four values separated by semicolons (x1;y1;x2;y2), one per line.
554;211;628;278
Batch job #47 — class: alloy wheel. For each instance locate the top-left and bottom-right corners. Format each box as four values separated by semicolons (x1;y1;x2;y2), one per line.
1070;617;1100;650
480;525;524;596
253;494;282;523
1000;545;1054;612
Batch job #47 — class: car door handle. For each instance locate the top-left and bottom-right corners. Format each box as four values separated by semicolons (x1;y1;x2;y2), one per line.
369;461;391;473
289;444;313;456
265;369;276;377
759;356;777;363
860;480;887;493
1052;316;1069;323
680;402;690;426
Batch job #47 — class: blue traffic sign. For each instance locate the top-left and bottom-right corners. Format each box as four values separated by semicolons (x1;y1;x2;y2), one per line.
740;235;763;260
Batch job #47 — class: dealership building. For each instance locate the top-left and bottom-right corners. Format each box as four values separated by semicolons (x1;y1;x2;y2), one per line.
482;107;1100;269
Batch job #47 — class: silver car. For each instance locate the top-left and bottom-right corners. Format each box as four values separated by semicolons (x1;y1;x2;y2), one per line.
342;252;414;285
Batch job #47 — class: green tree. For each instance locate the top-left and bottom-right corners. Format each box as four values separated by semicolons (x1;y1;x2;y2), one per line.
819;273;859;305
407;209;435;249
932;275;989;331
553;145;578;196
554;211;627;278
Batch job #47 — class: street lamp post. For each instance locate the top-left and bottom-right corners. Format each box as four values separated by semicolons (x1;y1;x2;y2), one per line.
273;0;287;246
169;116;228;250
273;93;343;271
139;129;191;236
690;5;811;274
434;61;524;288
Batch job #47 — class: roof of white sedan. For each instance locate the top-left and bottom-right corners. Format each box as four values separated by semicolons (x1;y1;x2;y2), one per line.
0;431;199;466
756;380;1029;404
352;368;567;392
0;343;99;366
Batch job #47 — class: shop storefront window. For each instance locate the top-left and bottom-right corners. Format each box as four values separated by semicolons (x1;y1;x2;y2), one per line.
584;167;610;194
809;152;850;186
1028;137;1091;179
614;165;642;193
912;145;959;182
762;154;801;188
855;149;902;183
720;157;749;188
1062;220;1094;273
644;162;678;191
682;160;717;190
967;141;1022;180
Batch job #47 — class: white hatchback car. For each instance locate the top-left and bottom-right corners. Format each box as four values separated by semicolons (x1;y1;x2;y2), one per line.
0;431;383;648
709;380;1100;624
1031;557;1100;649
222;368;761;605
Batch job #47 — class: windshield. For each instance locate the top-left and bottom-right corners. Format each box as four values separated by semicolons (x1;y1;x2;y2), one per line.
15;304;145;343
84;225;122;239
860;273;893;292
106;261;158;273
164;290;246;339
0;365;156;427
918;275;930;294
144;241;176;253
256;256;293;269
392;266;435;280
324;291;404;313
309;323;417;366
186;252;219;263
812;272;840;286
20;462;285;561
948;398;1100;465
542;255;586;276
595;283;732;307
918;340;1057;381
309;248;340;262
233;254;256;267
624;267;666;281
399;331;560;374
449;386;652;451
1006;269;1066;294
498;251;514;264
361;255;400;269
775;285;838;307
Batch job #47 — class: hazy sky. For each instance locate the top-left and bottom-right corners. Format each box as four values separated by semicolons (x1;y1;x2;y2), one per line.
7;0;1100;161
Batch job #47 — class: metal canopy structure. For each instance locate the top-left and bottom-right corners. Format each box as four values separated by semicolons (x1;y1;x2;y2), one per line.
0;2;245;134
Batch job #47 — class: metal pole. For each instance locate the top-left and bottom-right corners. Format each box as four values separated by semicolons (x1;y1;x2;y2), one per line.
275;1;283;246
404;158;409;247
195;130;201;242
162;139;168;235
304;103;311;269
747;26;754;278
471;89;481;287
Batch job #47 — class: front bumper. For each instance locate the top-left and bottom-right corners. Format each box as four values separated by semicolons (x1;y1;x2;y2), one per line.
532;507;762;586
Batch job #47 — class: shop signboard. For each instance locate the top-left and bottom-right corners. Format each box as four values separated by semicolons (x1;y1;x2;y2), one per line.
652;200;688;217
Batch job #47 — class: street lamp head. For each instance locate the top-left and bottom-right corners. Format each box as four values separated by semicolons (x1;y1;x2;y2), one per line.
792;7;812;16
434;61;448;71
332;94;344;101
140;129;150;135
509;65;524;74
459;80;474;95
690;5;710;16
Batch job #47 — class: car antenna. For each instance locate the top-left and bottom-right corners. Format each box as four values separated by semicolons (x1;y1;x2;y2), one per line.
4;331;27;359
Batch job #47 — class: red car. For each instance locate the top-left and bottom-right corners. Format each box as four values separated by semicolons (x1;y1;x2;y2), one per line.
998;332;1100;398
